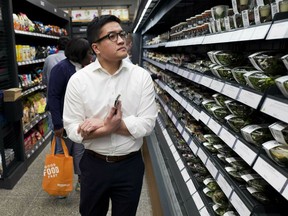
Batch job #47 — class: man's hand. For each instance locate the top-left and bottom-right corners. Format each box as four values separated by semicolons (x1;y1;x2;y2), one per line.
77;118;104;137
54;128;64;137
79;102;122;139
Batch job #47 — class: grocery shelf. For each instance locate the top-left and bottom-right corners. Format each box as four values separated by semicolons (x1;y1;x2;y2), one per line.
156;92;288;215
15;30;60;39
145;58;288;123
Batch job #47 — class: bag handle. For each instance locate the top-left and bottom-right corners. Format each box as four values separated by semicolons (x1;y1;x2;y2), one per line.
50;136;70;157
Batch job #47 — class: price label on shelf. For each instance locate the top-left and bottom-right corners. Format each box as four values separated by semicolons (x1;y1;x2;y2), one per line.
182;70;189;79
251;24;270;40
237;88;262;109
240;27;255;41
206;159;218;178
173;65;179;74
200;76;212;87
197;148;208;165
181;99;188;109
281;184;288;200
192;108;200;121
267;22;288;40
222;83;240;99
186;179;197;195
210;79;224;93
230;29;243;42
177;123;183;133
199;111;210;124
199;207;210;216
189;140;199;155
219;127;236;148
182;131;190;143
230;192;251;216
261;97;288;124
217;173;233;198
253;156;287;192
172;150;180;161
177;159;185;171
181;168;190;182
192;192;205;210
170;144;177;154
193;74;202;83
188;72;196;81
185;103;194;114
207;118;221;135
172;115;177;124
233;139;257;166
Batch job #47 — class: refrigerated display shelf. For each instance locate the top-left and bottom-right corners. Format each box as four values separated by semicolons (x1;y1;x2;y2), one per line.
156;94;288;215
146;58;288;123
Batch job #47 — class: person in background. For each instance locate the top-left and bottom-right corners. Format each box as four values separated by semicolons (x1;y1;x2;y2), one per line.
47;37;93;194
63;15;157;215
124;33;133;62
42;36;70;87
42;36;70;143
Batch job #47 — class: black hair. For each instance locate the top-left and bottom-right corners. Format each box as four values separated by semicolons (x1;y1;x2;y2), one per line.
87;15;121;46
64;37;91;63
57;36;70;50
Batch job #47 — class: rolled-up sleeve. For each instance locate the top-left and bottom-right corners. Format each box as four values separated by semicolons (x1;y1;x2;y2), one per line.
63;76;85;143
123;73;157;139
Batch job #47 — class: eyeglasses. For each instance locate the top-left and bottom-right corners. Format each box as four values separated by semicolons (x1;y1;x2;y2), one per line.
94;31;127;43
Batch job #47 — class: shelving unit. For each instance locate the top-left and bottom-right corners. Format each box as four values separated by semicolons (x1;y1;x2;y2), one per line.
136;0;288;215
0;0;70;189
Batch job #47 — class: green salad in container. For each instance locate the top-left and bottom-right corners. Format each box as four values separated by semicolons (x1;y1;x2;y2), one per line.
212;93;230;107
210;106;231;121
244;71;276;92
248;51;287;76
231;67;256;85
225;114;252;133
241;124;273;146
212;190;229;206
214;51;247;67
263;140;288;167
224;100;254;117
275;75;288;99
203;177;220;191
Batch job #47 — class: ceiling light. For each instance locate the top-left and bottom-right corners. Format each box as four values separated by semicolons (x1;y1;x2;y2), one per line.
133;0;153;33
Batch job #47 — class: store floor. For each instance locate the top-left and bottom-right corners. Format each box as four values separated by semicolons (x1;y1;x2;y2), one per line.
0;144;153;216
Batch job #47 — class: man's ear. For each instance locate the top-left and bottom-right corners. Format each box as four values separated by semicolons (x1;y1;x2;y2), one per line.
91;44;100;55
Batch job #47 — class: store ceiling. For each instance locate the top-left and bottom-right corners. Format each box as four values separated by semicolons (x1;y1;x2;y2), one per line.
46;0;140;24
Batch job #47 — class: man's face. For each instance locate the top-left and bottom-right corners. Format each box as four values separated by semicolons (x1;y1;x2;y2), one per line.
92;21;128;61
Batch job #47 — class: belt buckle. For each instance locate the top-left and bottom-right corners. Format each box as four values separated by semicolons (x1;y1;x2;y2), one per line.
106;155;115;163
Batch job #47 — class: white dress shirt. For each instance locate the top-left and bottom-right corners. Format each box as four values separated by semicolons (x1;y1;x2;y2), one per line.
63;59;158;156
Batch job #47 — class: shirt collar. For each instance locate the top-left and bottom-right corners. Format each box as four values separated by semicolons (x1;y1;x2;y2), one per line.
94;58;130;75
70;60;82;71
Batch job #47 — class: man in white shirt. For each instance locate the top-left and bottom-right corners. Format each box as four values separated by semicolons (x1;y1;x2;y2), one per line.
63;15;157;216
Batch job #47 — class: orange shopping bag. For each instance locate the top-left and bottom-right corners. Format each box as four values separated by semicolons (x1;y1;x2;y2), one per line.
42;136;74;196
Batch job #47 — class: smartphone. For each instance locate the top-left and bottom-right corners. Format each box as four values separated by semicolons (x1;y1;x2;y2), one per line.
114;94;121;108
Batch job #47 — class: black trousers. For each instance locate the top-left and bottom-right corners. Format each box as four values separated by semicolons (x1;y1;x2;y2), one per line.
79;150;145;216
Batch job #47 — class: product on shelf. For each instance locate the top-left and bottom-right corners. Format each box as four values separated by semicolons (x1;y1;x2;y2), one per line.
241;124;273;146
243;71;276;92
263;140;288;167
224;100;254;117
225;114;252;132
248;51;287;75
269;121;288;145
275;75;288;98
211;5;229;20
231;66;256;85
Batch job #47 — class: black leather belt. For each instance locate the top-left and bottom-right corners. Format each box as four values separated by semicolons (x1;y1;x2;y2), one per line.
86;149;140;163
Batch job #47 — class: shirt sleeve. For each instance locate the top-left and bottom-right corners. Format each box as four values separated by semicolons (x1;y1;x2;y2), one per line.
122;70;158;139
63;76;85;143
